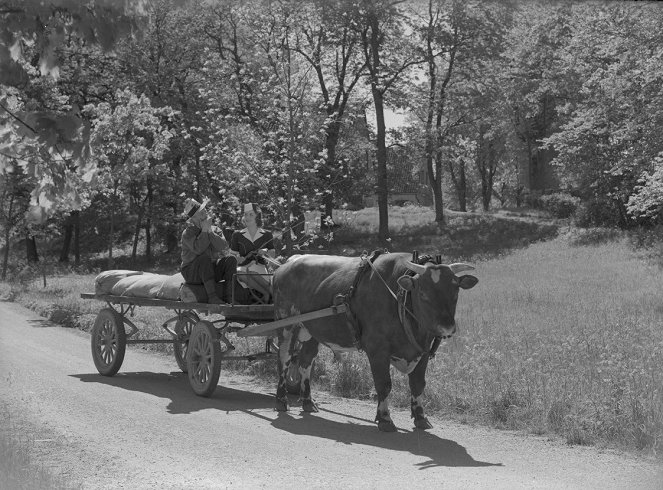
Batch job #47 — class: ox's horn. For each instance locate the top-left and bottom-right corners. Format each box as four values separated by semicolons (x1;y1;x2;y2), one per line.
448;263;475;274
405;261;427;275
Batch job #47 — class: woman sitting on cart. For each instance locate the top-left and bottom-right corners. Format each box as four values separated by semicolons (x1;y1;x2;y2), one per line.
230;203;275;303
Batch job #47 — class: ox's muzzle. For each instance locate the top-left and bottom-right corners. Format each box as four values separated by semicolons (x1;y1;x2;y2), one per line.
434;323;456;339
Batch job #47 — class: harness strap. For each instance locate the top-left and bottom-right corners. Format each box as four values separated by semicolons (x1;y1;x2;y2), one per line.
336;250;385;349
396;288;425;354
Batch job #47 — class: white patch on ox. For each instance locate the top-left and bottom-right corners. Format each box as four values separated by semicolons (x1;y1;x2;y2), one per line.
323;343;357;361
297;326;312;342
377;395;392;419
325;342;357;353
390;355;423;374
279;328;294;365
430;269;441;283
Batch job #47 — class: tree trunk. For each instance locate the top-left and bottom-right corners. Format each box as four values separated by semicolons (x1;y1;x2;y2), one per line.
433;157;444;224
25;234;39;263
363;9;390;246
145;186;153;260
72;211;80;265
59;212;74;262
2;222;10;280
458;162;467;212
374;89;390;245
321;121;340;230
2;193;14;279
131;205;144;266
291;204;306;244
108;192;116;269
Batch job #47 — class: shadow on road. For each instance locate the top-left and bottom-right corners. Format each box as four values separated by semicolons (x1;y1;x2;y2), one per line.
72;371;273;414
72;371;501;469
273;411;501;469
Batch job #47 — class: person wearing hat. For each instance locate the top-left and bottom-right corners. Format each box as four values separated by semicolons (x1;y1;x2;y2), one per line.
230;203;275;302
180;197;236;304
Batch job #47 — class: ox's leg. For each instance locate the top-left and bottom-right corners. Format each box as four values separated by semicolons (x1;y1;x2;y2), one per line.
409;353;433;430
297;338;319;413
367;353;397;432
275;327;297;411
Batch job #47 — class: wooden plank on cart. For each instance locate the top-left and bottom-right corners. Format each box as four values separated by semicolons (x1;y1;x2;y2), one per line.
236;304;347;338
80;293;274;321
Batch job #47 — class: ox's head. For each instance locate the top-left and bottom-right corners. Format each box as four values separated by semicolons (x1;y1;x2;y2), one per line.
397;261;478;338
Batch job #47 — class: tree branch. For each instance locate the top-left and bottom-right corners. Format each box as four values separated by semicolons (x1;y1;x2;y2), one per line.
0;102;37;135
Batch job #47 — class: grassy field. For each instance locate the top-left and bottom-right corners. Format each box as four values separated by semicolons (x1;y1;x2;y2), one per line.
2;207;662;457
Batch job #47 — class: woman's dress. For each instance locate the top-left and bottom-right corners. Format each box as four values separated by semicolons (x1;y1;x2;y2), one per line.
230;228;275;294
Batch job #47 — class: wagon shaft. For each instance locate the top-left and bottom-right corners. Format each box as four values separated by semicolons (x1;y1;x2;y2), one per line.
236;304;347;338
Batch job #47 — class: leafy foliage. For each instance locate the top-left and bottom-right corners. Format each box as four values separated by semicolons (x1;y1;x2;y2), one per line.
537;192;580;219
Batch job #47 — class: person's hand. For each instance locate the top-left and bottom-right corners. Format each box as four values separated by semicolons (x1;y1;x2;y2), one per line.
239;250;257;267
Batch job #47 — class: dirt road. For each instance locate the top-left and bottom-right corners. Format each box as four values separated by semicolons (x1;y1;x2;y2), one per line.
0;301;660;489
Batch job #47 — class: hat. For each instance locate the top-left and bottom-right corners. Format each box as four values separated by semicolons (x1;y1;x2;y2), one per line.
244;203;260;213
183;197;209;219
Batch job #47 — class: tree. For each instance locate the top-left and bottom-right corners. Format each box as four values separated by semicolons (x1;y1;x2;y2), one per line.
358;0;423;245
289;0;367;227
84;89;174;267
0;162;32;278
0;0;143;218
202;1;329;253
539;3;663;226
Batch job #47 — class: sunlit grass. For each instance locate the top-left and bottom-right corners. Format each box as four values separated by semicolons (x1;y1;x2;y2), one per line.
413;235;663;451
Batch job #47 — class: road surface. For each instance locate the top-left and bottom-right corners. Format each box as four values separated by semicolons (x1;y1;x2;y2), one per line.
0;301;660;489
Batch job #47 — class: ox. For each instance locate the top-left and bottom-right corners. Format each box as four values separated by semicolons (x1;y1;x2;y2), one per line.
273;252;478;432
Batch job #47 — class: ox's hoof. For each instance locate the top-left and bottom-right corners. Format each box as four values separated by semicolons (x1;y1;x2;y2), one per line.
414;417;433;430
377;420;397;432
275;397;289;412
302;399;318;413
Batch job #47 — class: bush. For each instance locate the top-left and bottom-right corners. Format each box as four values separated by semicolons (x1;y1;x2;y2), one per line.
567;228;621;247
538;193;580;219
574;198;622;228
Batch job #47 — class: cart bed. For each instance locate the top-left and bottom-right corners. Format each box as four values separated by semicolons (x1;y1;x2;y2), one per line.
80;293;275;322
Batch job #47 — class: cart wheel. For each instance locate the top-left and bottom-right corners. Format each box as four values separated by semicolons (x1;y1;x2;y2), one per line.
91;308;126;376
187;320;221;397
174;311;199;373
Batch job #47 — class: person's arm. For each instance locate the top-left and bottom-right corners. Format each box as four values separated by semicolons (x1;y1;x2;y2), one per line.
209;226;230;255
182;226;211;255
256;232;276;258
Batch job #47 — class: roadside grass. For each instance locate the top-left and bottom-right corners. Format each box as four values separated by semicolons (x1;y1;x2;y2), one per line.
4;208;662;455
0;406;79;490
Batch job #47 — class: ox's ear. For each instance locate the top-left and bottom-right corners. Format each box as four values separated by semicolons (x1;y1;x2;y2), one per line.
458;275;478;290
397;274;416;291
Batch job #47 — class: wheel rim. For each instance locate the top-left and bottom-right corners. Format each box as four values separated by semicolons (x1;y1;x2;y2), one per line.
95;315;118;366
174;313;197;371
190;328;213;387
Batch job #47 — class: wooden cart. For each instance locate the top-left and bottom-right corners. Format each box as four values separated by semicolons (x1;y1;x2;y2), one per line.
81;292;346;397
